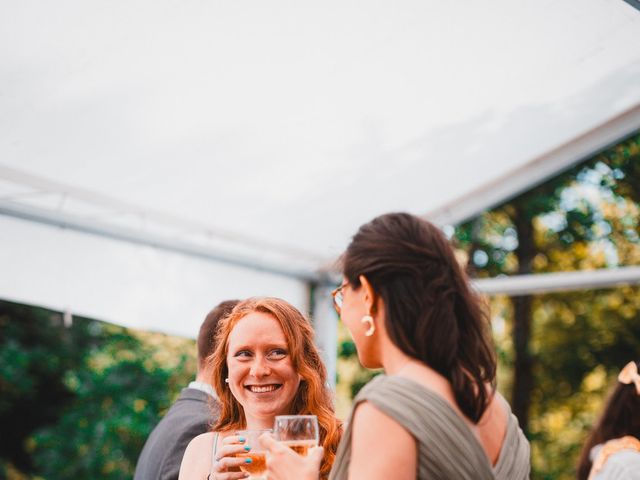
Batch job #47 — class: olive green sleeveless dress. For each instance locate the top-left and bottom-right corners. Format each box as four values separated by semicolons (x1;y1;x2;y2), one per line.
329;375;530;480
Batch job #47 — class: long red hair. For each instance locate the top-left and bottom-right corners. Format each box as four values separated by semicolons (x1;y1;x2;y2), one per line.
208;297;342;479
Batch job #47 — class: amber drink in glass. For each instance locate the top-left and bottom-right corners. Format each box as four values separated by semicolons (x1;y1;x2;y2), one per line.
235;429;271;479
273;415;319;456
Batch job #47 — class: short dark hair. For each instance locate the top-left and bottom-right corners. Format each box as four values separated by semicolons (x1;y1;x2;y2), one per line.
197;300;239;368
341;212;497;423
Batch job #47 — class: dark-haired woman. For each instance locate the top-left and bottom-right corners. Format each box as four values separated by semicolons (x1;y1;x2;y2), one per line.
577;360;640;480
262;212;530;480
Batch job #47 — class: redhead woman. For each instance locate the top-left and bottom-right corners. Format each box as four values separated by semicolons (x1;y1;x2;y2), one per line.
263;213;530;480
179;297;341;480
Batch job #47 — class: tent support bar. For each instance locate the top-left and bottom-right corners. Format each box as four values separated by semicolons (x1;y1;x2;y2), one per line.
424;103;640;226
2;200;638;293
621;1;640;13
0;200;322;283
473;265;640;296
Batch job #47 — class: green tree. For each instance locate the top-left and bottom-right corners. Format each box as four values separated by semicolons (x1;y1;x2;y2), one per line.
454;132;640;478
456;132;640;434
0;302;197;479
30;327;187;479
0;301;100;474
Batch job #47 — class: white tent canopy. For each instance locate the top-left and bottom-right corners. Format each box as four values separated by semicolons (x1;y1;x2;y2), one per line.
2;1;640;380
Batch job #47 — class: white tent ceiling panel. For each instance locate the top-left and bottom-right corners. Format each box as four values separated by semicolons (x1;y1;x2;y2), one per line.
425;104;640;225
1;1;640;335
2;1;640;262
0;215;309;337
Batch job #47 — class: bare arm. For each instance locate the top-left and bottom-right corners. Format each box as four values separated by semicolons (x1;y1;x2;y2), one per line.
261;401;417;480
348;401;416;480
179;433;252;480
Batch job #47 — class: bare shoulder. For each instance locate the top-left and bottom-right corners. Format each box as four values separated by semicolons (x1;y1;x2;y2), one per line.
189;431;216;450
477;391;510;465
179;431;215;480
349;401;416;480
486;390;510;429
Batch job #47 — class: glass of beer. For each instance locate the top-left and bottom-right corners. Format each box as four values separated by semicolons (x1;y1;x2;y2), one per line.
273;415;319;456
235;429;271;480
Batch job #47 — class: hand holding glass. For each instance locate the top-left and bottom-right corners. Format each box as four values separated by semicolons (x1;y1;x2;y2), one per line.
235;429;271;479
273;415;319;456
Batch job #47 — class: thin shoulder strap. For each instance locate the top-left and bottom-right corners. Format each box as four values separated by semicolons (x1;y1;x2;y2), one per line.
208;432;219;479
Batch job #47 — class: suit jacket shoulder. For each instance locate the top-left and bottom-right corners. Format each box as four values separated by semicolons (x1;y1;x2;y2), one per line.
135;388;220;480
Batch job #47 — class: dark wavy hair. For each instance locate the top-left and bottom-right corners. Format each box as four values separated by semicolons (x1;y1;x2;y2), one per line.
341;212;497;423
577;361;640;480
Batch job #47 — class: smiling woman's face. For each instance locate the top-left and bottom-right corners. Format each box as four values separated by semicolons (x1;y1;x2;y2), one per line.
226;311;301;424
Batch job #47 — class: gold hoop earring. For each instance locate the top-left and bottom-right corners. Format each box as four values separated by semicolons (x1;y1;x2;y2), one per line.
361;315;375;336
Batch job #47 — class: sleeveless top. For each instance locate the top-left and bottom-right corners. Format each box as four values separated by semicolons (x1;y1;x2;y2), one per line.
329;375;530;480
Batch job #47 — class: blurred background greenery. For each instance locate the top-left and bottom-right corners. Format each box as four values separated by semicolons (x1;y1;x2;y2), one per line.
1;133;638;479
0;304;196;479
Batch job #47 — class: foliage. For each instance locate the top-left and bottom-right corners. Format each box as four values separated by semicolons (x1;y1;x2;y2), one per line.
0;302;98;474
455;132;640;479
528;287;640;479
0;302;196;479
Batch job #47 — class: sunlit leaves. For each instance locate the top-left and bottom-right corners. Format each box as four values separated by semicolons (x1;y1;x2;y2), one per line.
451;133;640;479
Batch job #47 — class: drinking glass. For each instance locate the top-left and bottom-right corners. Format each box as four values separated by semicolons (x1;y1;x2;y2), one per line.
235;429;271;479
273;415;319;456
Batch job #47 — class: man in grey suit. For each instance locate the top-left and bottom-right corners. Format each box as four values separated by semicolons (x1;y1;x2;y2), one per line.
134;299;239;480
